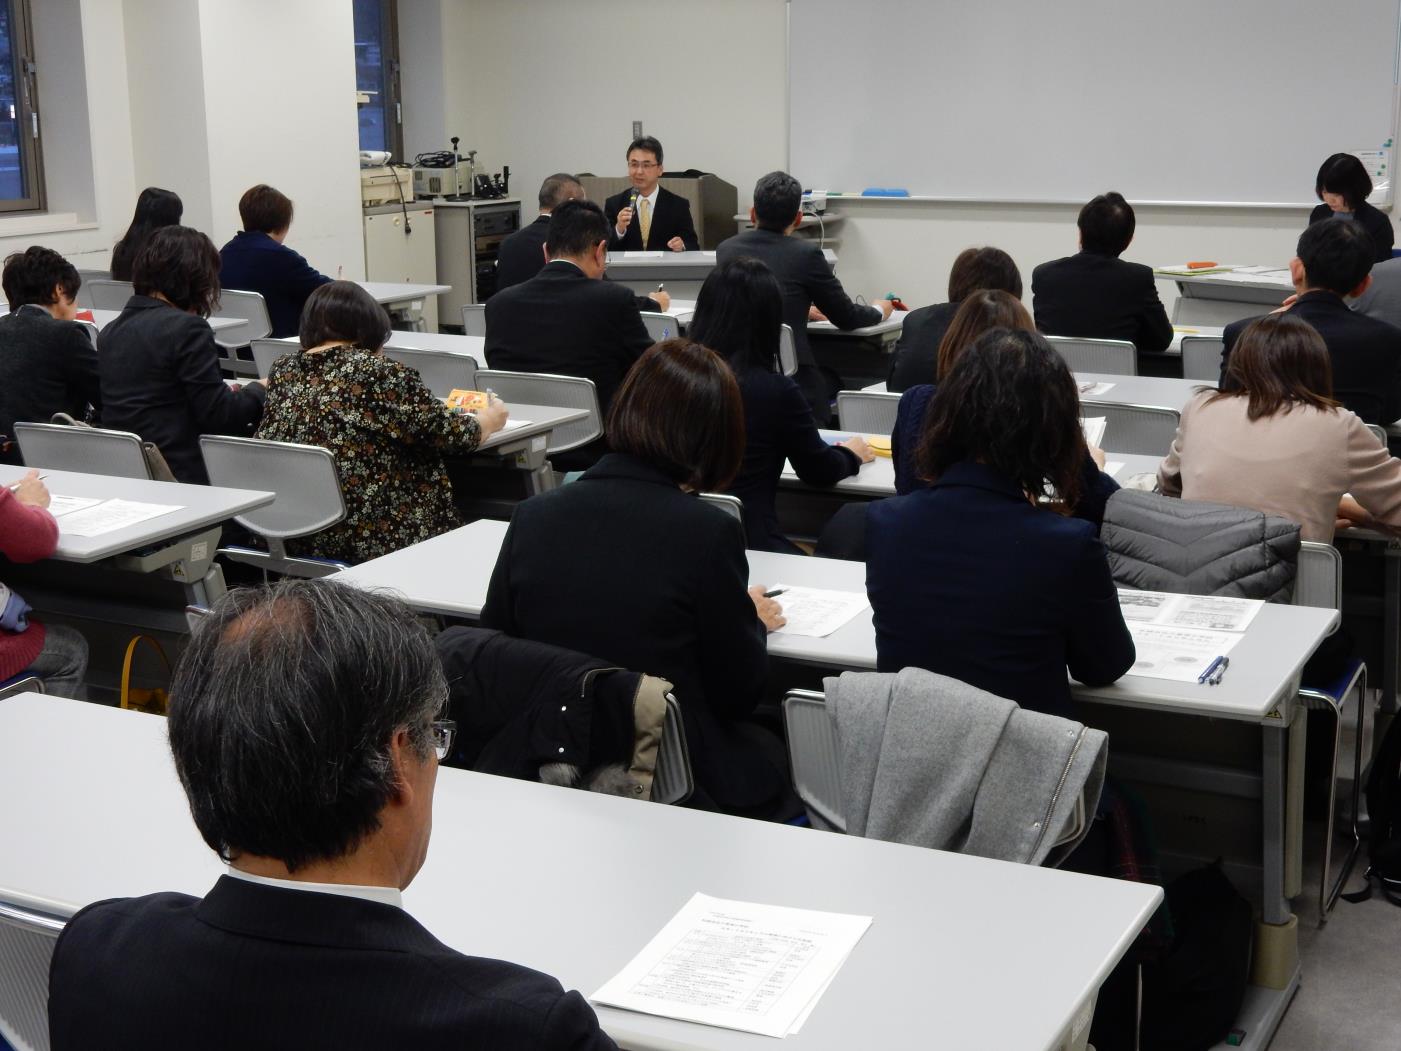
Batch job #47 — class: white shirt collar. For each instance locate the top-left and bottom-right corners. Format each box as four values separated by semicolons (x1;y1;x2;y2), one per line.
225;865;403;908
634;185;660;208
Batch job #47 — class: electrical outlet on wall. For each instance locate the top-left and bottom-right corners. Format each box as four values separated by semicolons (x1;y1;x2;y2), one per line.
632;120;643;139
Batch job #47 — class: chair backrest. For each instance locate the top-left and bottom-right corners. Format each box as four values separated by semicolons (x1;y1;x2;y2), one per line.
651;693;694;805
212;289;273;349
198;436;346;540
778;324;798;377
1367;422;1390;447
250;338;292;379
382;346;477;397
461;303;486;336
1097;403;1180;456
639;311;679;343
1180;335;1225;382
0;898;65;1051
0;675;43;699
835;390;900;434
1047;335;1137;376
13;421;152;480
473;369;602;453
74;320;98;351
73;269;108;309
84;278;133;311
698;492;743;523
1296;542;1341;634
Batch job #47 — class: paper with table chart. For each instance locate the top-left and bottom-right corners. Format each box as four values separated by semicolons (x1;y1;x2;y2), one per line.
1081;416;1107;447
591;892;872;1037
1119;590;1263;682
44;495;101;518
1118;590;1263;632
768;584;870;638
1078;382;1116;397
50;498;183;537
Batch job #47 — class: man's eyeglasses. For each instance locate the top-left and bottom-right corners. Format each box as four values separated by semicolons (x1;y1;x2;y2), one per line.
628;161;660;171
430;719;456;762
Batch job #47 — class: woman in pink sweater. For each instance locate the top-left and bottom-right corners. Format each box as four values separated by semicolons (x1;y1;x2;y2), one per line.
1;470;88;696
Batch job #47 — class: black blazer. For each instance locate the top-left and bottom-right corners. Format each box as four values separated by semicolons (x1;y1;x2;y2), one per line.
885;301;958;393
865;460;1134;719
481;453;784;815
1032;251;1173;354
727;367;860;552
98;296;266;484
484;262;652;426
716;228;880;370
48;875;617;1051
495;215;550;292
603;186;699;251
0;306;101;464
218;230;334;338
1309;201;1395;264
1222;290;1401;424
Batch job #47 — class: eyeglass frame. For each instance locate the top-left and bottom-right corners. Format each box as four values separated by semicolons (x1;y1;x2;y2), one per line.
429;719;456;762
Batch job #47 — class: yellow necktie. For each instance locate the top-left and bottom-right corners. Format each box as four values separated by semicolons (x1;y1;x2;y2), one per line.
640;197;652;247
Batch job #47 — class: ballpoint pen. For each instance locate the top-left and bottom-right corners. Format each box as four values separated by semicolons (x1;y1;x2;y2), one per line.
763;589;786;598
1208;657;1230;685
1198;655;1225;685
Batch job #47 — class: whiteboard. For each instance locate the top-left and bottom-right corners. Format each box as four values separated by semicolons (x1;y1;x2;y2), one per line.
788;0;1401;205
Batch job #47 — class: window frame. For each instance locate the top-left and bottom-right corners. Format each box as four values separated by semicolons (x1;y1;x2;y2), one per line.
355;0;403;161
0;0;44;214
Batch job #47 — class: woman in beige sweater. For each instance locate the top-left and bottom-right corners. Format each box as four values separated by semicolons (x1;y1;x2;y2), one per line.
1158;313;1401;542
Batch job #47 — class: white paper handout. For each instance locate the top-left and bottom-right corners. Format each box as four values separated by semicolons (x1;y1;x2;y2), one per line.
1081;416;1107;447
45;495;102;517
767;584;870;638
1103;461;1125;479
1118;590;1262;633
1078;382;1116;397
499;419;532;430
591;892;872;1038
1127;623;1242;683
56;499;182;538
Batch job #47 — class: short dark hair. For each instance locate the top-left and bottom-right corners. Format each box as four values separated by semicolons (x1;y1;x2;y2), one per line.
546;198;609;258
627;136;664;166
1315;153;1373;212
2;246;81;308
917;328;1086;511
132;226;222;317
752;171;803;232
607;339;745;492
1212;313;1338;420
298;280;392;351
935;289;1034;382
1297;217;1374;295
947;246;1023;303
538;172;583;211
110;187;183;282
239;184;294;234
1078;192;1136;256
690;257;783;374
167;579;445;872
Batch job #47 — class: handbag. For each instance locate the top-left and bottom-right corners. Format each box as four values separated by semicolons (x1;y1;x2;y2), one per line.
47;412;178;483
120;634;171;715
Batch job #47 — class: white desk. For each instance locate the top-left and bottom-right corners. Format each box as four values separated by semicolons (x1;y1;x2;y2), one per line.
1078;372;1209;411
270;331;485;365
606;250;839;299
88;309;243;334
808;310;905;340
357;280;452;333
0;693;1162;1051
1155;267;1293;326
468;405;588;496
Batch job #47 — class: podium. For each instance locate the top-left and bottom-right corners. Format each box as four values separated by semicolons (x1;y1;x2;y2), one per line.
577;173;739;249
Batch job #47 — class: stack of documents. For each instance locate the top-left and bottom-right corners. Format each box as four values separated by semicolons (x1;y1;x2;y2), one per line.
1118;590;1263;683
592;892;872;1037
1152;263;1239;277
47;497;182;538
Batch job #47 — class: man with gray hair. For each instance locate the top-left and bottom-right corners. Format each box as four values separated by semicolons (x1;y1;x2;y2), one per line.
48;579;617;1050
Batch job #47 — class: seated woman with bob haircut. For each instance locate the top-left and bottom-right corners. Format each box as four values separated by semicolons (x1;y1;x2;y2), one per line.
255;280;507;563
866;328;1135;718
482;339;795;819
1309;153;1394;264
1159;312;1401;542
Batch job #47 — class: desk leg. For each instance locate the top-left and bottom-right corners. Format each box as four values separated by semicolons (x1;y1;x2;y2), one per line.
1253;718;1300;992
525;464;557;495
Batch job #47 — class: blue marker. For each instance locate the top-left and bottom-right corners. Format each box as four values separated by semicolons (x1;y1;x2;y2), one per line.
1197;655;1225;685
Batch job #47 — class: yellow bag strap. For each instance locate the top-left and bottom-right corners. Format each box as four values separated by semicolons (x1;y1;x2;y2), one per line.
120;635;171;711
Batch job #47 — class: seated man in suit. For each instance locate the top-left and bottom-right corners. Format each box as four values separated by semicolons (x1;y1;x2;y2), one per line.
48;579;617;1051
717;170;891;424
1031;191;1173;355
604;136;699;253
485;199;653;466
218;184;333;337
1349;254;1401;330
1223;218;1401;425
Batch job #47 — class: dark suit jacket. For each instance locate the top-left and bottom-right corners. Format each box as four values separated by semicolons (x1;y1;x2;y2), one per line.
716;228;881;370
726;367;860;552
1032;250;1173;354
1309;201;1395;264
865;460;1134;718
0;306;102;464
886;301;958;393
219;230;333;338
484;261;652;420
48;875;616;1051
98;296;266;484
1222;290;1401;424
604;186;699;251
496;214;550;291
481;453;783;815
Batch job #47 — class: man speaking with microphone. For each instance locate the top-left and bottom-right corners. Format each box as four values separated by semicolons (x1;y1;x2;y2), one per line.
605;136;699;252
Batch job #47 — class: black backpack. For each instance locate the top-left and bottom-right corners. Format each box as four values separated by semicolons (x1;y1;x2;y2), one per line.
1344;710;1401;906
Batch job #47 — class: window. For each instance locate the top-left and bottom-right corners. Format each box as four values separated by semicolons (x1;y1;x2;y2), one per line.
0;0;42;212
353;0;402;160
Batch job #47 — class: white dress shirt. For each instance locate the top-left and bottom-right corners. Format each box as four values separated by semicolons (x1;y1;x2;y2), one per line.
225;865;403;908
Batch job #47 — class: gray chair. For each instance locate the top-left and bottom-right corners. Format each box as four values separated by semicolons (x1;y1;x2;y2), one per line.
778;324;798;377
639;311;680;343
212;290;273;378
0;896;65;1051
1295;541;1368;924
1097;403;1180;456
13;422;152;480
73;269;109;310
198;436;349;578
651;694;694;805
835;390;900;434
461;303;486;336
473;369;601;455
250;338;292;378
1180;335;1225;382
382;346;477;397
1366;422;1389;447
698;492;743;523
0;676;42;700
84;279;134;311
1047;335;1137;376
74;320;98;352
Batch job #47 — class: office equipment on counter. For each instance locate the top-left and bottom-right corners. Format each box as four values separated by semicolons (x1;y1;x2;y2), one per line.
413;137;477;200
433;198;522;314
360;158;413;209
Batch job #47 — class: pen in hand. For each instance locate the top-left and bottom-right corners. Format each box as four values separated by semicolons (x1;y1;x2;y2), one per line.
763;588;786;598
656;282;666;293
